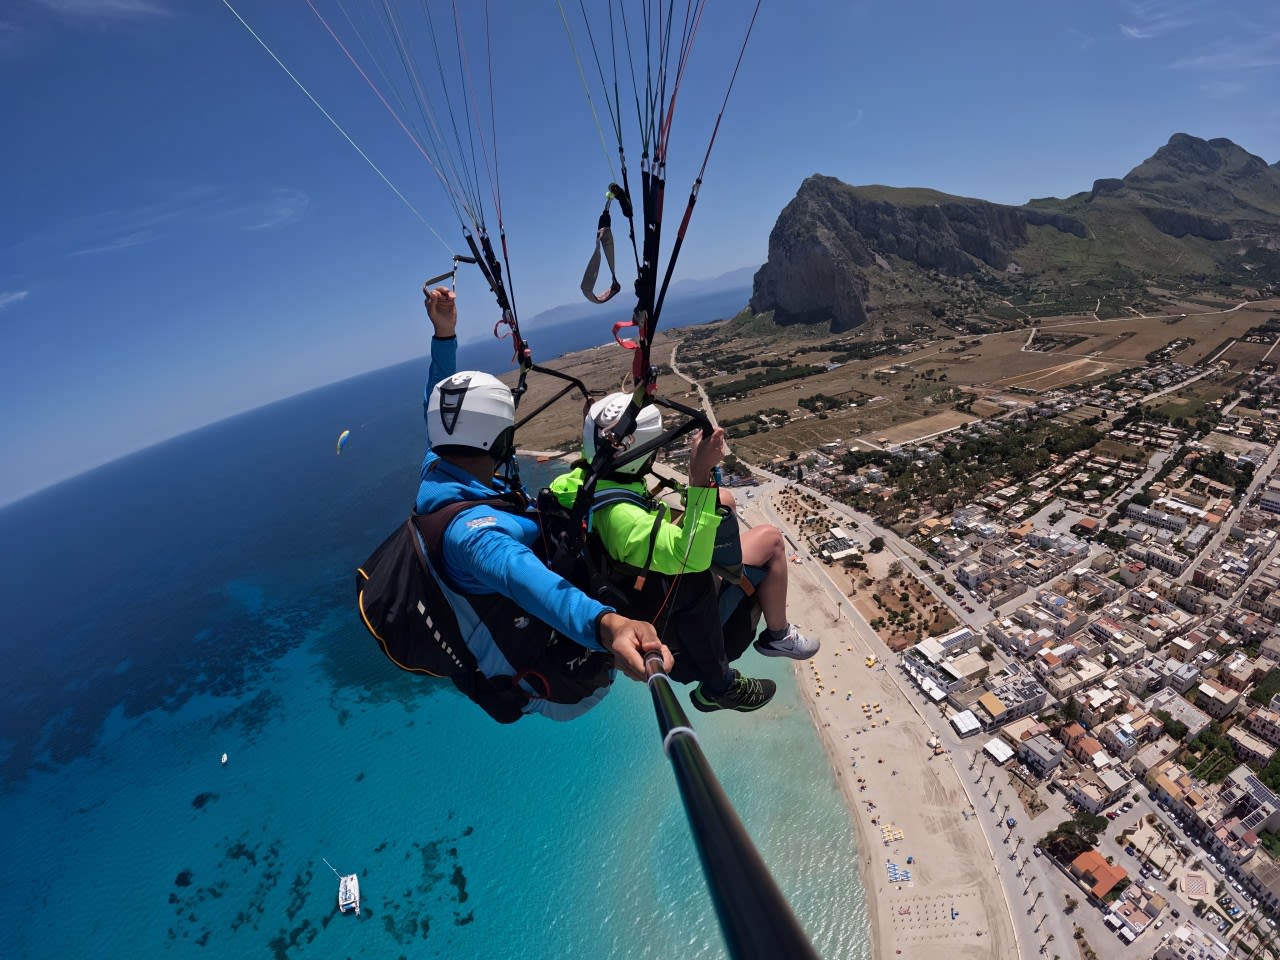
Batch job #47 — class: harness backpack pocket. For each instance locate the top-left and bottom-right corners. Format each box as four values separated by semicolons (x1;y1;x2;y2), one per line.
356;520;470;679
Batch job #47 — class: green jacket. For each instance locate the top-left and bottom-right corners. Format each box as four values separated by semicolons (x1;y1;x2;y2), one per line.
549;467;722;576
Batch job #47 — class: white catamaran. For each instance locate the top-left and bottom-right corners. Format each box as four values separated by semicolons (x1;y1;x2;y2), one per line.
322;858;360;915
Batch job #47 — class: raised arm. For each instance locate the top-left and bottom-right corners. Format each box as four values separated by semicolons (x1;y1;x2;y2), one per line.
423;284;458;444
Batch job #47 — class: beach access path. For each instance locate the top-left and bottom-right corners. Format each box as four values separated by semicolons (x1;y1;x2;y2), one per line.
736;481;1024;960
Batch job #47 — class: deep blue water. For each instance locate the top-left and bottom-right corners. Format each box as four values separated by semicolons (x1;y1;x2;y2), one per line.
0;357;866;959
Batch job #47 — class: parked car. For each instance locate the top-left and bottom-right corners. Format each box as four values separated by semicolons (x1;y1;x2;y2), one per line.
1033;847;1041;857
1106;811;1117;820
1006;816;1017;828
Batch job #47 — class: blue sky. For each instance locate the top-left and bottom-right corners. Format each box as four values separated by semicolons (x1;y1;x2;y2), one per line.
3;0;1279;506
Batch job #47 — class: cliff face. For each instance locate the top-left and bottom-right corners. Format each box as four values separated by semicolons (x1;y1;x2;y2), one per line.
751;134;1280;332
747;175;1039;330
751;175;1075;331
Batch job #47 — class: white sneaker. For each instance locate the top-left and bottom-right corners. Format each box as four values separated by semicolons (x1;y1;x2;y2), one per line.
754;624;819;660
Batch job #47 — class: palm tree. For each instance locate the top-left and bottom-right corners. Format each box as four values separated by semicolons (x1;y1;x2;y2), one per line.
1143;833;1158;861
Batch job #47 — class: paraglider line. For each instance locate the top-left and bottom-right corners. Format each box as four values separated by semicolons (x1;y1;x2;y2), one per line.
302;0;468;229
558;0;618;180
219;0;451;253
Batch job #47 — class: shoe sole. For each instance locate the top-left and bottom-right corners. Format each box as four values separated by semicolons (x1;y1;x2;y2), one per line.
690;687;777;713
692;698;775;713
753;639;819;660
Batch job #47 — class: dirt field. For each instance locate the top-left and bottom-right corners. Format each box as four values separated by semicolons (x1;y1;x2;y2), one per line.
992;357;1126;392
1215;337;1279;371
862;410;976;445
1002;304;1277;366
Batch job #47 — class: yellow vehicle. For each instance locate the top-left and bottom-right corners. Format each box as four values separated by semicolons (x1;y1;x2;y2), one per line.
865;655;878;668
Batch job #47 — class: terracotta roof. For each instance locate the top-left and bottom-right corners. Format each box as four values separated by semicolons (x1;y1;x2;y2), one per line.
1070;849;1128;899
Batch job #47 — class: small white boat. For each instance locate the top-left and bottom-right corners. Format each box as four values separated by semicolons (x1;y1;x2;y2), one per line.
337;873;360;915
323;858;360;915
220;752;228;766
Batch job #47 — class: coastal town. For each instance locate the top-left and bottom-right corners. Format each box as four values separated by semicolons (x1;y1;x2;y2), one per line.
689;313;1280;959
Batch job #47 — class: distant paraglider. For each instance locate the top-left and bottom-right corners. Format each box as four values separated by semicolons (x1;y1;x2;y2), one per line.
336;429;351;455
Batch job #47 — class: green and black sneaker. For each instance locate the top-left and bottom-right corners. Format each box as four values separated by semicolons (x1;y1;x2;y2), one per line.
691;670;777;713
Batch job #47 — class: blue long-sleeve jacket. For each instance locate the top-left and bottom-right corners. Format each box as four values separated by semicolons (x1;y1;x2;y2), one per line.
415;338;613;676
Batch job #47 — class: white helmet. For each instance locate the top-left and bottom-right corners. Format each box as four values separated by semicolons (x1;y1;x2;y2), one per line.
428;371;516;459
583;392;663;476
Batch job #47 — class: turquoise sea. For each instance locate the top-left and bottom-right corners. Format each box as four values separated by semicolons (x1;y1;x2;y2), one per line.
0;357;868;959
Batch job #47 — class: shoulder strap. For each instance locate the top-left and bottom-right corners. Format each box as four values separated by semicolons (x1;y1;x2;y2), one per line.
413;493;528;566
588;486;653;522
588;486;666;590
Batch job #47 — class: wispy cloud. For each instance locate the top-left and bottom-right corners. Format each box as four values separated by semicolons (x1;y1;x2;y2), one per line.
34;0;170;19
240;189;311;231
1202;79;1248;98
15;184;311;261
72;232;153;257
0;290;31;312
46;187;217;258
1173;35;1280;71
1119;0;1199;39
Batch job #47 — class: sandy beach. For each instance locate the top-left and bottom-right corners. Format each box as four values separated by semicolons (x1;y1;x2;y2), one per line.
738;489;1021;960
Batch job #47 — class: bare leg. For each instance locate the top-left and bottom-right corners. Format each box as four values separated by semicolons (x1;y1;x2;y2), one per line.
740;524;788;631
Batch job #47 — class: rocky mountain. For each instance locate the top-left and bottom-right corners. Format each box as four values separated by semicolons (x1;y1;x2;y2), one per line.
751;134;1280;333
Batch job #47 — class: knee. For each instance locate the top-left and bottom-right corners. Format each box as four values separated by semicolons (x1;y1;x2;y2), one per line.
718;488;737;511
741;524;786;568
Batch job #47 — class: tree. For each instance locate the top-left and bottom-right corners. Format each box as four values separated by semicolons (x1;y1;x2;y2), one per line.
1154;709;1188;741
869;536;885;553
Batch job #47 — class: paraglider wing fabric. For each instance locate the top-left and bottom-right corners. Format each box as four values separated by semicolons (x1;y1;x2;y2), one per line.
336;429;351;454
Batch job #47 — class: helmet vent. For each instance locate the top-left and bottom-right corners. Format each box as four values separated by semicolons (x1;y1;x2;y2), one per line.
437;378;470;435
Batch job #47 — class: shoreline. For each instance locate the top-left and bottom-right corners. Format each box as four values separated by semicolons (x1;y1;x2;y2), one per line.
740;492;1021;959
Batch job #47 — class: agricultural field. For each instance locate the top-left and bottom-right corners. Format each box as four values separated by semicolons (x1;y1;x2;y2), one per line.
511;295;1280;468
1215;337;1279;371
1147;374;1245;421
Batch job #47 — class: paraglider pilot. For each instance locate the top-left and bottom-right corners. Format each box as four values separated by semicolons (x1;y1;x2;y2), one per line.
415;285;672;720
